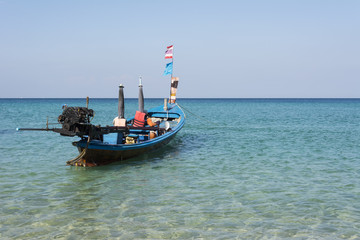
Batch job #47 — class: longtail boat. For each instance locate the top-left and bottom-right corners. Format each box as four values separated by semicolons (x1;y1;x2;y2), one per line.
17;45;185;167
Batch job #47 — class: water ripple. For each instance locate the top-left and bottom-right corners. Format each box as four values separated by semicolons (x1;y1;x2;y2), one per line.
1;99;360;239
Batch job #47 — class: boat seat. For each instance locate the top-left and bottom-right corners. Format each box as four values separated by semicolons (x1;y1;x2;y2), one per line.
129;129;151;135
150;112;180;118
128;133;139;138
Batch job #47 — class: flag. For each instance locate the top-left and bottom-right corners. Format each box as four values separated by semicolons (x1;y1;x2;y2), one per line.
163;62;173;76
170;77;179;103
165;45;173;59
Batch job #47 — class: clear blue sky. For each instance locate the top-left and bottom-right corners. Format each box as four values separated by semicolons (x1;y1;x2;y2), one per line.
1;0;359;98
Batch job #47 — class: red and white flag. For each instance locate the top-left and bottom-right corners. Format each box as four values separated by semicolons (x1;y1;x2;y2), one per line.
165;45;173;59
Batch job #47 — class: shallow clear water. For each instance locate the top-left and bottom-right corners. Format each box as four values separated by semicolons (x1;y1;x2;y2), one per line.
1;98;360;239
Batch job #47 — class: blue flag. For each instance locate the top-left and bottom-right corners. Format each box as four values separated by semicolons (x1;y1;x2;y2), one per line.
163;62;173;76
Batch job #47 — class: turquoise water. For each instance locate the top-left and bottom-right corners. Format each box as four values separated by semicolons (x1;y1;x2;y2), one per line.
1;98;360;239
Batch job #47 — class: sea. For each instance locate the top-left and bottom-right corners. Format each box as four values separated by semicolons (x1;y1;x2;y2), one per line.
0;98;360;239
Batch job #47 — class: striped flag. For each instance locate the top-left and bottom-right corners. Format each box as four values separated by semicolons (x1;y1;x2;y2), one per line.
165;45;173;59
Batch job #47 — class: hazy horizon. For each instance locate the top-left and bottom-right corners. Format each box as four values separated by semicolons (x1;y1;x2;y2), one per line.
1;1;359;98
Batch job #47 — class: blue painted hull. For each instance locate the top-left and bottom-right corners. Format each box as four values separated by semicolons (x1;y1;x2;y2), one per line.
73;103;185;166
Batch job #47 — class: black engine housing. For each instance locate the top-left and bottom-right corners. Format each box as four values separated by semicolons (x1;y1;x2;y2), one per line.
58;107;94;132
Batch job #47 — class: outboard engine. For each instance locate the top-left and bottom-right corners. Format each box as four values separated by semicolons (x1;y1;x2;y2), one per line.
58;107;94;134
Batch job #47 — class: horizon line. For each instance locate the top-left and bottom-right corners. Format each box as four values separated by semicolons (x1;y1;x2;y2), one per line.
1;97;360;100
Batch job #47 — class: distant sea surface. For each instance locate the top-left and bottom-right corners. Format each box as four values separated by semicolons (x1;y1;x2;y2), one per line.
1;98;360;239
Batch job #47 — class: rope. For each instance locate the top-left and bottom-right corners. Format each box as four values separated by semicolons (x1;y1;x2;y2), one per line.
66;149;86;166
176;103;220;126
66;134;91;166
175;103;186;119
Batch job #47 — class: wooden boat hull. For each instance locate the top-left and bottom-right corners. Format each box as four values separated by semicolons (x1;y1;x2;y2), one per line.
75;132;176;166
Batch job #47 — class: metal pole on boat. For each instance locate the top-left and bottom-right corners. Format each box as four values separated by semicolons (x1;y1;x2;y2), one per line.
138;76;144;113
164;98;168;111
169;47;174;103
118;84;125;118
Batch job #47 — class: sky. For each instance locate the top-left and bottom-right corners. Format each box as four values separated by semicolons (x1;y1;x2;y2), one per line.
0;0;359;98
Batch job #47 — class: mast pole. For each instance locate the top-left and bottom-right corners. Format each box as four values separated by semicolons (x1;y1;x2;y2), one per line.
138;76;144;113
118;84;125;118
171;46;174;79
169;46;174;103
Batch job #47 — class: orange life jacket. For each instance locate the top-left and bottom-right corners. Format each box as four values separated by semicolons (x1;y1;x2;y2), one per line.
147;118;157;127
133;111;146;128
